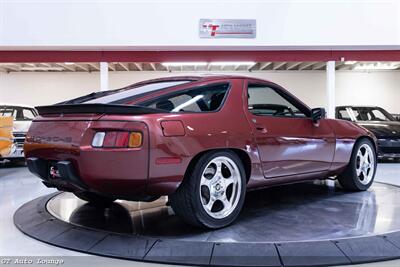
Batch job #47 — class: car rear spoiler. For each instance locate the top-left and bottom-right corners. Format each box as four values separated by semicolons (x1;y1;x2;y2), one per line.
35;104;168;115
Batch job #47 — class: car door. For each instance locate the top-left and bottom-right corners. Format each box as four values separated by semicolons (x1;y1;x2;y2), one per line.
244;80;335;178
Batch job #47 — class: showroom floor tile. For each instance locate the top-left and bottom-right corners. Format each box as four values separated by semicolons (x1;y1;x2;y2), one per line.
1;162;400;267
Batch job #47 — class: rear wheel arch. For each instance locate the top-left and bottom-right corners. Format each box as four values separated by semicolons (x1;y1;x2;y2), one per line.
184;148;252;184
171;148;248;228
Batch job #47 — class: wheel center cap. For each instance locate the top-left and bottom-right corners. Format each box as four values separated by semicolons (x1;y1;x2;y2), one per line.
215;184;222;191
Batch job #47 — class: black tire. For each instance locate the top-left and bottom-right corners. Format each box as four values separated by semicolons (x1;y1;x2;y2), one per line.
73;191;116;206
170;150;247;229
337;138;377;191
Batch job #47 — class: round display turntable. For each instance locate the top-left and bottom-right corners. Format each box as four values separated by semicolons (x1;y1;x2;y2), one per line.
14;181;400;266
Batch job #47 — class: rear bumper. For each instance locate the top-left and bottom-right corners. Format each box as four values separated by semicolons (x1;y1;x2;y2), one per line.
27;157;87;191
26;156;155;201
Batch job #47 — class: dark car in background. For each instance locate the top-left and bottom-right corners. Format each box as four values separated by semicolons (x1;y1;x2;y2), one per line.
392;114;400;121
336;106;400;159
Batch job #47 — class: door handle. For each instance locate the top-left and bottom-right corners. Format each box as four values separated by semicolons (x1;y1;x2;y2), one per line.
254;124;268;133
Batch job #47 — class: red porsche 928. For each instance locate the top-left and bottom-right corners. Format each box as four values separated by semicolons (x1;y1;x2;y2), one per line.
24;75;377;228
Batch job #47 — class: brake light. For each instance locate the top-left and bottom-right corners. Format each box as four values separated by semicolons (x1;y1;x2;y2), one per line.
92;131;142;148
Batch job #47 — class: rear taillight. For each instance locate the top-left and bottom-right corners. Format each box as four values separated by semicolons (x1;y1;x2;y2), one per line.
92;131;142;148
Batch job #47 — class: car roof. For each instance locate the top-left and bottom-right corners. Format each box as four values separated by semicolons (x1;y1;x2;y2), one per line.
0;103;35;108
122;75;272;89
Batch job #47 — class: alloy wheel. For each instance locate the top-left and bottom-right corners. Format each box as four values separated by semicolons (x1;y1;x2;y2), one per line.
355;143;375;185
199;156;242;219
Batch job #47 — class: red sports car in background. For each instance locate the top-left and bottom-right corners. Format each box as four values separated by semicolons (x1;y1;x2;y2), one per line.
24;75;377;228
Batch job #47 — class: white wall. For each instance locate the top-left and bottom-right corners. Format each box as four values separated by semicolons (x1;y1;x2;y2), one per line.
0;72;99;106
1;0;400;49
336;72;400;112
1;70;399;113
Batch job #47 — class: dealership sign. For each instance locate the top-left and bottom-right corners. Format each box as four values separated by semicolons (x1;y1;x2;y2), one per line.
199;19;256;38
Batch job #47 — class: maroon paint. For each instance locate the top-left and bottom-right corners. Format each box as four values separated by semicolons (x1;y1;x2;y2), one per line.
2;50;400;63
24;76;376;199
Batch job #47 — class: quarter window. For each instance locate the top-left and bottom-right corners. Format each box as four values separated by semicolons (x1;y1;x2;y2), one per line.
141;83;229;112
247;84;307;118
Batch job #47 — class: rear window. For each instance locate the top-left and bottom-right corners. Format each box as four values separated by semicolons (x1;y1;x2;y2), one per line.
61;80;192;104
139;83;230;112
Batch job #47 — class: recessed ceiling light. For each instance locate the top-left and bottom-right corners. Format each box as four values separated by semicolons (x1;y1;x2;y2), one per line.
64;62;75;65
344;61;357;65
210;62;255;66
162;62;207;67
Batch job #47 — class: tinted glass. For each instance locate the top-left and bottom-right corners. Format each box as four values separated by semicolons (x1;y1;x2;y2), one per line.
141;83;229;112
337;108;352;121
22;109;36;120
350;107;394;121
60;81;192;104
247;85;306;117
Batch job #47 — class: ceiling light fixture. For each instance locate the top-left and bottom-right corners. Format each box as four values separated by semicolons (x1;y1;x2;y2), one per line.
21;67;65;71
64;62;75;65
162;62;207;67
209;61;255;66
344;61;357;65
354;62;399;70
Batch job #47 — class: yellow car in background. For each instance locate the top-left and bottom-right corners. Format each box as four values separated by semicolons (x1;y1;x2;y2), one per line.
0;116;13;159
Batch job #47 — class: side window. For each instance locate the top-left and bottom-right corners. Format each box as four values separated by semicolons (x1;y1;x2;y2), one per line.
247;84;306;118
22;109;36;120
370;109;389;121
142;83;229;112
350;108;362;121
0;107;14;118
337;108;352;121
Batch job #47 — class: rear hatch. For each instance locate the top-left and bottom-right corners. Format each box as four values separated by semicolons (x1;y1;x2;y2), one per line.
24;104;161;160
26;113;100;152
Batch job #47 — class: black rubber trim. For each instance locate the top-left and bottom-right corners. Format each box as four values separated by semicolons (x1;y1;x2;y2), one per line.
26;158;88;191
56;161;87;190
14;188;400;267
35;103;167;116
26;157;48;180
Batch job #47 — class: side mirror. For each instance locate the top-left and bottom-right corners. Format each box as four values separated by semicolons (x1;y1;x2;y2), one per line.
311;108;326;123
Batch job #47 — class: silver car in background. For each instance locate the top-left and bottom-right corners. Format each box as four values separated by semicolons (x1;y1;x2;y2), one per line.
0;104;38;161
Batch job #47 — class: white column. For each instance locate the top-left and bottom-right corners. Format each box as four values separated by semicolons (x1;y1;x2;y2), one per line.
100;62;109;91
326;61;336;119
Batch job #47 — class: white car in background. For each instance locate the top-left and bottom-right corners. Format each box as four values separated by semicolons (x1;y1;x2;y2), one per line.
0;104;38;161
